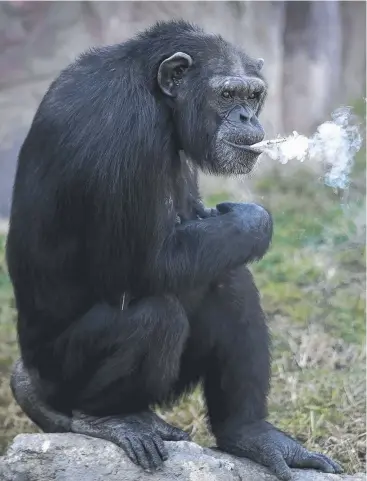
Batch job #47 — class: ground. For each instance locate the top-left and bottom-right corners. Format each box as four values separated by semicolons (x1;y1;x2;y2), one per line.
0;133;365;473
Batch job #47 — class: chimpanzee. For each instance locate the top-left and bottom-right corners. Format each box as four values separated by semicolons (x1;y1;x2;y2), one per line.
7;20;341;480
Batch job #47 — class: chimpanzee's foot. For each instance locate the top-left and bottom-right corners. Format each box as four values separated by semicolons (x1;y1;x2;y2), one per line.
11;358;189;471
71;409;190;471
11;359;189;470
217;421;343;481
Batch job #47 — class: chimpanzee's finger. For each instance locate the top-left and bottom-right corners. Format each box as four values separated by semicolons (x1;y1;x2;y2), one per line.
304;453;344;474
127;436;153;471
141;434;165;470
291;451;334;473
152;435;169;461
317;453;343;473
120;437;138;465
264;451;293;481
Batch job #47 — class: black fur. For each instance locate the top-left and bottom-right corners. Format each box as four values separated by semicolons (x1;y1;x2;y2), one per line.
7;20;341;480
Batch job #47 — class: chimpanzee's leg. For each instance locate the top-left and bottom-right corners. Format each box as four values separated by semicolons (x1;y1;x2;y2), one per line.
194;266;342;481
199;267;270;432
11;296;190;471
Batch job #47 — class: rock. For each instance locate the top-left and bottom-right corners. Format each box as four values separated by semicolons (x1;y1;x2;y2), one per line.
0;433;365;481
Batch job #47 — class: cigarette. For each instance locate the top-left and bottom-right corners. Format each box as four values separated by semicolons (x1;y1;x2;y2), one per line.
251;138;287;152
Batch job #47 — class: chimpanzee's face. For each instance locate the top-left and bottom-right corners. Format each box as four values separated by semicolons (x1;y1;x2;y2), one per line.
157;43;267;176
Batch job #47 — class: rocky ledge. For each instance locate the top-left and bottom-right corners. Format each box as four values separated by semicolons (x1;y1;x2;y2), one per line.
0;433;365;481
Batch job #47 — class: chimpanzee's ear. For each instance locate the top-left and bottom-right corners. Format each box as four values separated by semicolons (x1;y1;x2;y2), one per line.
256;58;264;71
158;52;193;97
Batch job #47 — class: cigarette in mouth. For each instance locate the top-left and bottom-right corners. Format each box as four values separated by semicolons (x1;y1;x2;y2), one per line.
251;138;288;152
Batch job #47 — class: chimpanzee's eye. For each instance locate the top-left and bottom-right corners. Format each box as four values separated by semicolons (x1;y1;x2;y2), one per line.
248;91;260;100
222;90;234;99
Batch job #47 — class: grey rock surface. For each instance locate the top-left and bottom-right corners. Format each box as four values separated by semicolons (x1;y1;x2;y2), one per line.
0;433;365;481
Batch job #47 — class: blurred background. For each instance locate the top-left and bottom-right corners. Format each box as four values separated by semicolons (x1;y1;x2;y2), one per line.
0;0;366;474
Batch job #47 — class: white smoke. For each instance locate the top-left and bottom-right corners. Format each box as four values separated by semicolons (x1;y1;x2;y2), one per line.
258;107;364;189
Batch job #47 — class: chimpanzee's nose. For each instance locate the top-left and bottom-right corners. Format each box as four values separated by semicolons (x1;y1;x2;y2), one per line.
228;105;253;124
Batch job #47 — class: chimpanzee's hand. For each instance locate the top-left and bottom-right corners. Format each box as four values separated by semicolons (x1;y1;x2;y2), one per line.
190;195;219;220
217;421;342;481
216;202;273;261
176;197;218;224
71;410;189;471
196;205;219;219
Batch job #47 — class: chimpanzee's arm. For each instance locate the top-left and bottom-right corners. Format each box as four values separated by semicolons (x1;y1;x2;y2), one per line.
151;202;273;292
10;359;71;433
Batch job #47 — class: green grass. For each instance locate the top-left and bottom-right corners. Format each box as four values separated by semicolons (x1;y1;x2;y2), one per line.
0;143;365;472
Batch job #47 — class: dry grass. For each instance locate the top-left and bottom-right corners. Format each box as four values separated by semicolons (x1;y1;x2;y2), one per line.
161;163;366;474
